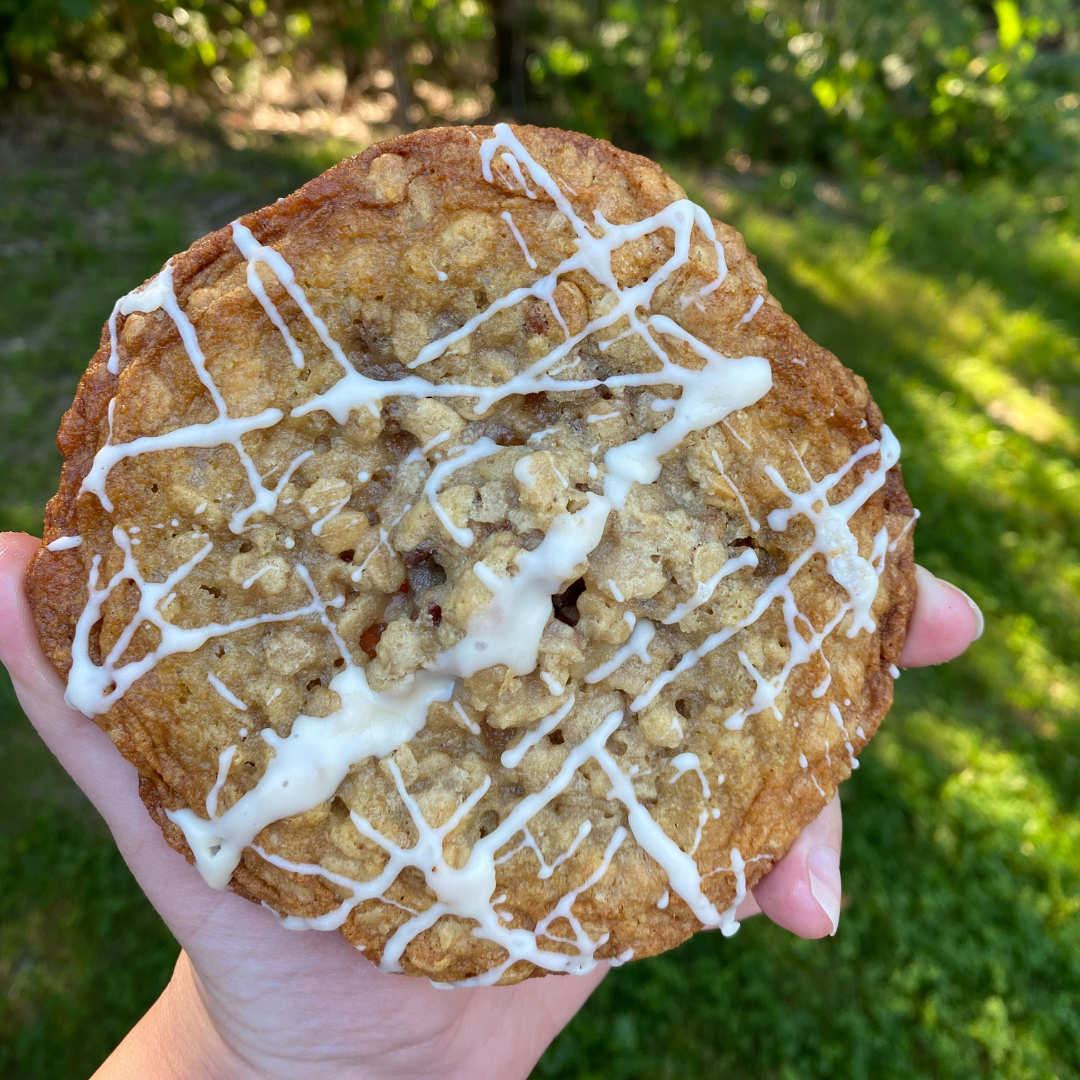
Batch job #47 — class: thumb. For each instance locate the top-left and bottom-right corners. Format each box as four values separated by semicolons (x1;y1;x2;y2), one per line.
0;532;237;941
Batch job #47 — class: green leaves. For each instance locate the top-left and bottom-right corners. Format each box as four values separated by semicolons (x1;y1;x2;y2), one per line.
995;1;1023;51
812;77;837;111
3;1;1078;181
518;0;1080;179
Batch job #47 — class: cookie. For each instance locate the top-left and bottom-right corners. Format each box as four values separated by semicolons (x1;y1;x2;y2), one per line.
27;123;916;985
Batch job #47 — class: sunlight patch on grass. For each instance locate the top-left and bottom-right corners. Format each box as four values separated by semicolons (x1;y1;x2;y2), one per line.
763;223;1079;459
952;354;1078;452
879;708;1080;938
902;380;1080;530
1000;614;1080;725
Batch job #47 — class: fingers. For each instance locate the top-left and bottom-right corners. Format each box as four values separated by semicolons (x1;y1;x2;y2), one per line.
0;533;137;818
738;567;982;939
0;533;101;761
899;565;983;668
740;795;843;939
0;533;74;714
0;533;228;940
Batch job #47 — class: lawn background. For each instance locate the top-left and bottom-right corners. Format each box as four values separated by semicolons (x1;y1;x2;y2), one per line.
2;32;1079;1078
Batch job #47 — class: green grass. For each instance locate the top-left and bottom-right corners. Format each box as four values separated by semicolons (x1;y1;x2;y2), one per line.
1;101;1078;1079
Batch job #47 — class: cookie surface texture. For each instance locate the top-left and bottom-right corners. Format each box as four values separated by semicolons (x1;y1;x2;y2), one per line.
27;124;916;985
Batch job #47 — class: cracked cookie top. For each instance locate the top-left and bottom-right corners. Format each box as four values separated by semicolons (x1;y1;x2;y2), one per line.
28;124;916;984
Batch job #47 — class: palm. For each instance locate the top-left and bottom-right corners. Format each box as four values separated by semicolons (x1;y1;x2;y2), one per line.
159;867;604;1079
0;534;980;1079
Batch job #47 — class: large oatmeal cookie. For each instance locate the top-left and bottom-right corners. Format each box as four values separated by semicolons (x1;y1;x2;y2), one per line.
27;124;916;985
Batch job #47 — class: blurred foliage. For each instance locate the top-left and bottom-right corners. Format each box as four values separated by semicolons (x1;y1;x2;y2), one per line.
0;0;492;125
1;0;1078;178
0;802;179;1077
526;0;1080;178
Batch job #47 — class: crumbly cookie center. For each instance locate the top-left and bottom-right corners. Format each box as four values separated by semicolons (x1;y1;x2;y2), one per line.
57;125;903;985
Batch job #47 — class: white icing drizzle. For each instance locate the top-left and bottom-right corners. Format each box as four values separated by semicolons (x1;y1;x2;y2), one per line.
309;479;351;536
452;700;482;735
829;701;861;770
256;707;738;984
888;507;920;552
539;671;565;696
585;619;655;684
663;547;758;625
497;819;592;879
632;429;899;730
241;565;273;590
89;263;285;537
46;535;82;551
501;210;537;269
428;439;505;548
206;746;238;819
765;433;898;638
66;122;906;984
668;752;711;798
434;495;612;678
168;664;455;889
207;672;248;711
499;152;537;198
711;449;760;531
65;527;330;716
421;430;452;454
500;694;576;769
231;222;359;388
106;269;182;375
722;415;752;450
528;426;559;444
829;702;847;737
740;294;765;324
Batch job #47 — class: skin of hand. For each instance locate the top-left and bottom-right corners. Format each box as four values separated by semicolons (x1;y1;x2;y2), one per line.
0;532;982;1080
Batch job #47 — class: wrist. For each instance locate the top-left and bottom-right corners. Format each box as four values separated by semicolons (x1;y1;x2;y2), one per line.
93;952;258;1080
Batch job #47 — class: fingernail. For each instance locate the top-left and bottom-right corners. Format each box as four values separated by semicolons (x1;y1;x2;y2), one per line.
945;581;984;641
808;848;841;936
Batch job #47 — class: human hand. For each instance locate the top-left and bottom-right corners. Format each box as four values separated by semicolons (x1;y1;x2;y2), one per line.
0;534;981;1080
